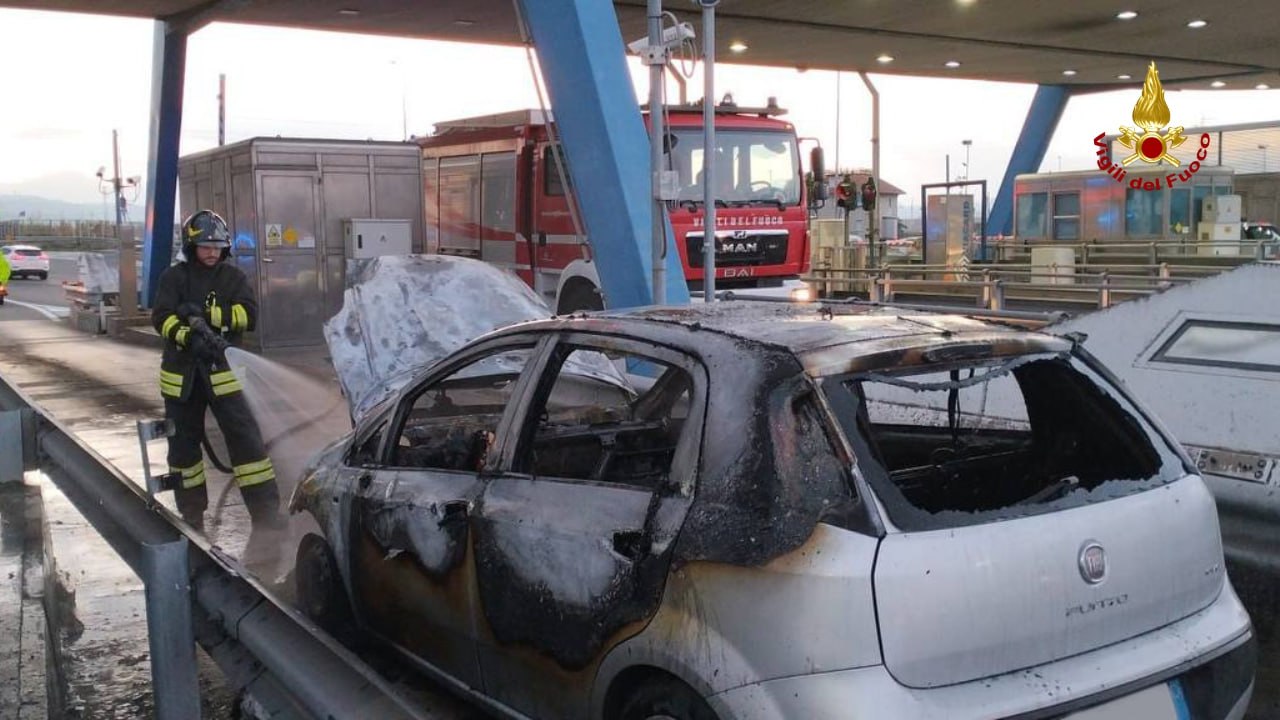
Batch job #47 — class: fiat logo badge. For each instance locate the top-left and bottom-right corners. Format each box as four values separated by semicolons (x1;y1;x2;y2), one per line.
1079;542;1107;585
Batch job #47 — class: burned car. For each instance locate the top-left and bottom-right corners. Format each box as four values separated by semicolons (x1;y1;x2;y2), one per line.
292;300;1254;720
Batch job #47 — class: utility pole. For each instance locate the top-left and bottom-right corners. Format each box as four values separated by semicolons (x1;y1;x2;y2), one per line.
646;0;668;304
218;74;226;146
699;0;719;303
859;72;879;268
97;130;140;319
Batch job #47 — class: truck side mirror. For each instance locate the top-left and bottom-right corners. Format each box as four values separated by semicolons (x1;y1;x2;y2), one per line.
810;146;825;180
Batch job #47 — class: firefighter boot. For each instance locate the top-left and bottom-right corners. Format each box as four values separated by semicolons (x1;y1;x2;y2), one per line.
241;481;285;530
174;485;208;532
241;481;287;574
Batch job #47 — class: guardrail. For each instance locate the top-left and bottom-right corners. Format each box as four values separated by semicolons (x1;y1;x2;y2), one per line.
992;238;1280;265
0;374;429;720
805;261;1206;311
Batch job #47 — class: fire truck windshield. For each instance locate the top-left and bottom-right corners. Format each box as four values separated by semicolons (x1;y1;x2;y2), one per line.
669;129;800;207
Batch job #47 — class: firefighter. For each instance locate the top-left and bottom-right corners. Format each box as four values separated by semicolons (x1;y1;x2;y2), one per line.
151;210;282;532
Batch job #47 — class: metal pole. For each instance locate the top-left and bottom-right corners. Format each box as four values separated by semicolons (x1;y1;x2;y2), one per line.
647;0;667;305
834;72;840;173
111;130;138;319
701;1;718;302
142;539;201;720
217;73;225;146
112;129;124;227
859;72;879;270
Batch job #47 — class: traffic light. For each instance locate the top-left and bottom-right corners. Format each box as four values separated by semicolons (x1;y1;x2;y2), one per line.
861;177;877;212
835;174;857;210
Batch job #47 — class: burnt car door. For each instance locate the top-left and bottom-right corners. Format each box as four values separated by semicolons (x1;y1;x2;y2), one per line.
470;334;708;719
348;336;546;690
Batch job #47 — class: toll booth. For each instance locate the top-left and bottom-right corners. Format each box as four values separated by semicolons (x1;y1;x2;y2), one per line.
178;138;424;349
925;194;972;271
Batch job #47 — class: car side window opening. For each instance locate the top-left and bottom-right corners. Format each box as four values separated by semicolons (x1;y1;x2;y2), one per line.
515;347;693;489
392;348;533;472
350;419;389;466
828;353;1177;524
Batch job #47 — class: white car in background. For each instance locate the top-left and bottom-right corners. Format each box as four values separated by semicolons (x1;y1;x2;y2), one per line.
1;245;50;280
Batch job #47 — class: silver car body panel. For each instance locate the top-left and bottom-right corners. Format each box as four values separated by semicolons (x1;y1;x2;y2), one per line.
708;582;1251;720
591;522;881;714
876;474;1226;688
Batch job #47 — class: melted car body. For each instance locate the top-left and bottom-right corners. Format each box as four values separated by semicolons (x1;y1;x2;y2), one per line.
293;301;1254;720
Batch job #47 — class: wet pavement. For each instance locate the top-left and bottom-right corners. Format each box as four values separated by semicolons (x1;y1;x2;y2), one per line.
0;318;483;718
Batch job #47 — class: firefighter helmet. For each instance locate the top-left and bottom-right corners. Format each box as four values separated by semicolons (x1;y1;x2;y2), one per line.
182;210;232;262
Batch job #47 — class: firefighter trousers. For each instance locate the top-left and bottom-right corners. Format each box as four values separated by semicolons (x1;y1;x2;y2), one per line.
165;370;281;531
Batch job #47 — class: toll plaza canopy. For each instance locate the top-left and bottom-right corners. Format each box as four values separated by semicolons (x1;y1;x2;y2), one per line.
7;0;1280;89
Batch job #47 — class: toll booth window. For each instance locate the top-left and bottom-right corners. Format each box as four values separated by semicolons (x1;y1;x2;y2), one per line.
1192;186;1211;226
1170;188;1192;235
1152;320;1280;374
1125;187;1164;237
543;145;573;197
393;349;532;472
1016;192;1048;239
1053;192;1080;241
516;348;693;490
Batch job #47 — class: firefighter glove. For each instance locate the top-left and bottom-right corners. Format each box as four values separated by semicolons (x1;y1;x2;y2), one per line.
177;302;204;322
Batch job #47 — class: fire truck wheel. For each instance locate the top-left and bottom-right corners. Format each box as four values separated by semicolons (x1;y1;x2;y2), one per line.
558;281;604;314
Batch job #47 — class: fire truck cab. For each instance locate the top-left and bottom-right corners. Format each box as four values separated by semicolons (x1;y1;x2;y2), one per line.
419;100;814;313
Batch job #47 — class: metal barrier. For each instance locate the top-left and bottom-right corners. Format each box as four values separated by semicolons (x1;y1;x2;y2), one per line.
0;374;429;720
806;261;1208;311
992;238;1279;264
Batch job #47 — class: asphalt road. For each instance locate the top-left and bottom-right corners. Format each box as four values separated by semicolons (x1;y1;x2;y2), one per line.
1;255;78;321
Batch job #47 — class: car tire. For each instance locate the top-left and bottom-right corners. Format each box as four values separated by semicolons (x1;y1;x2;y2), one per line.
617;677;718;720
37;271;47;280
295;533;353;636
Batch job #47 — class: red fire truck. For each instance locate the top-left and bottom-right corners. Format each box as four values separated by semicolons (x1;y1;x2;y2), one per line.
418;100;817;313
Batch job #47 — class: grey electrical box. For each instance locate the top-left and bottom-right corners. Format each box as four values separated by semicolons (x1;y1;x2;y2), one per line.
345;219;413;259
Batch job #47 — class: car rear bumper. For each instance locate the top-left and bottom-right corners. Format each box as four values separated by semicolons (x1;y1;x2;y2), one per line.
709;580;1254;720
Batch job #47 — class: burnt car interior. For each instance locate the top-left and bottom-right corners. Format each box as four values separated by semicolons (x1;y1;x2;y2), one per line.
839;353;1166;514
393;350;532;472
516;348;692;490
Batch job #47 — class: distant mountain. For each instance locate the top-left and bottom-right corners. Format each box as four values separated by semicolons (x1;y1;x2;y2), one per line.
0;172;145;222
0;194;143;222
0;172;105;204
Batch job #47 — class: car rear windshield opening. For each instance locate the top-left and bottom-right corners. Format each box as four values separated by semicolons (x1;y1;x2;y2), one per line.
825;352;1183;530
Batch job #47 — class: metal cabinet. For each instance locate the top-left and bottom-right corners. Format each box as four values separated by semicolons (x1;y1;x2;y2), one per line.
178;139;423;349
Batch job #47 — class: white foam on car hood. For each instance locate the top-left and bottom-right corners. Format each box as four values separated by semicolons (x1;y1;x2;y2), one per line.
323;255;552;421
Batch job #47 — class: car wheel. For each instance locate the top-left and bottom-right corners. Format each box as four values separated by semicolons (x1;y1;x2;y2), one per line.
295;533;352;635
617;677;718;720
37;271;47;280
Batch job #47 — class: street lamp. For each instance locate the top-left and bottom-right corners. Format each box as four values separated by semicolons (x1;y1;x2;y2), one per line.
962;139;972;181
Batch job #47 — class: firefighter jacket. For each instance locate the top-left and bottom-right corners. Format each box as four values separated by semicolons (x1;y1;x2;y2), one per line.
150;260;257;402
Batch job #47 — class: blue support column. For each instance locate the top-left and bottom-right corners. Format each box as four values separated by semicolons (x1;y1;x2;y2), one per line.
989;85;1072;241
141;21;187;306
518;0;689;308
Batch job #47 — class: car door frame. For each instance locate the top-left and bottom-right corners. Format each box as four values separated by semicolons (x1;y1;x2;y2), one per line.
471;331;709;719
342;331;555;690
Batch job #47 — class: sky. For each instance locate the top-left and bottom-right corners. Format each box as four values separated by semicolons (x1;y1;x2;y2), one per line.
2;7;1280;219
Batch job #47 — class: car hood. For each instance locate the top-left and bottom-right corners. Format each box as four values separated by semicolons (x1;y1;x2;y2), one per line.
324;254;553;422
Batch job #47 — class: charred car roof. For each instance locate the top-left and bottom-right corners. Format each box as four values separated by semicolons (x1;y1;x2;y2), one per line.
492;301;1071;375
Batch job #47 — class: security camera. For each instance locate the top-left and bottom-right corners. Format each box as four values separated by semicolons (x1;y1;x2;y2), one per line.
627;22;696;55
